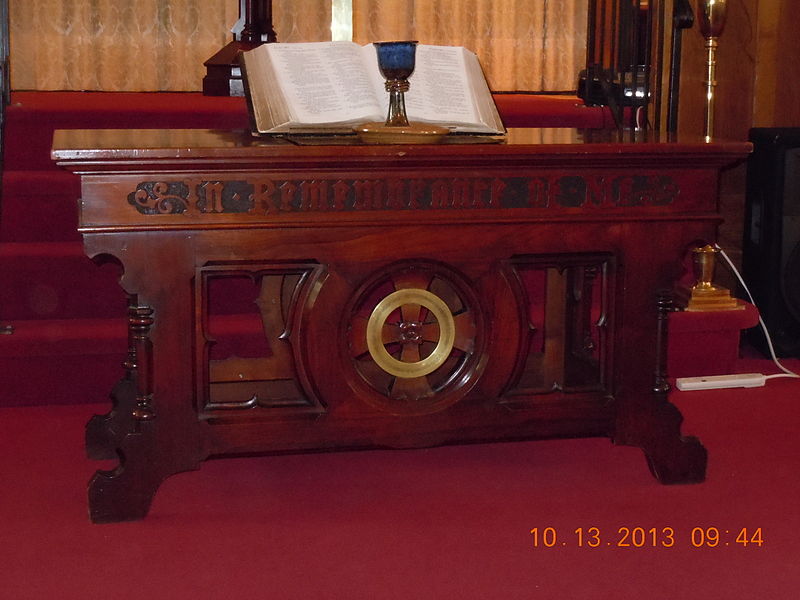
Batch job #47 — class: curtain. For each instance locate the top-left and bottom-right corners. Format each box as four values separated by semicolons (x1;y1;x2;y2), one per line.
9;0;585;92
353;0;587;91
8;0;331;91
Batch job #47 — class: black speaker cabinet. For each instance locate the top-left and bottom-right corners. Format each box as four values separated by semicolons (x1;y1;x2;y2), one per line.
743;128;800;357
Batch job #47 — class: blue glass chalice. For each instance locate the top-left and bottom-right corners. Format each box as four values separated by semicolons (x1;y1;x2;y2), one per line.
374;41;417;127
355;41;449;143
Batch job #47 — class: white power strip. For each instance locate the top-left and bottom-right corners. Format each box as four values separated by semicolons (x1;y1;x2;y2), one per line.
675;373;767;391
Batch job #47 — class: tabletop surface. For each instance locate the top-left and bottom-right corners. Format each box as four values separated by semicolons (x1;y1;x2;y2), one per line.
51;128;752;164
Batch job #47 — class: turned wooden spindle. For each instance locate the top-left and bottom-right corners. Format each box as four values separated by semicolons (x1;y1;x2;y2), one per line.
129;305;155;422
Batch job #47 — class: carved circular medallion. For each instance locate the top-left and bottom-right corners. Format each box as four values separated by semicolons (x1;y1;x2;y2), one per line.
366;288;455;379
345;261;484;414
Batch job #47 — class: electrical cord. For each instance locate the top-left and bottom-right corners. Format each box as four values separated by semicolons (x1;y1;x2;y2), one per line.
715;244;800;380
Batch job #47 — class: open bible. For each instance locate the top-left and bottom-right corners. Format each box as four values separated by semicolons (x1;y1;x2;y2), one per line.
240;41;504;135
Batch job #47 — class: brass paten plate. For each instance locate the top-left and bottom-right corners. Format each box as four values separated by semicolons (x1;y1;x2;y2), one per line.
354;122;450;145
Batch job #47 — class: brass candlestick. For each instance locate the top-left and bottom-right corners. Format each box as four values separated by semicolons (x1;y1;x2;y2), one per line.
678;244;743;311
698;0;728;141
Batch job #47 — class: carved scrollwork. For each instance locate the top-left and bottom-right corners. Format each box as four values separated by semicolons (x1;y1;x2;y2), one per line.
129;181;189;214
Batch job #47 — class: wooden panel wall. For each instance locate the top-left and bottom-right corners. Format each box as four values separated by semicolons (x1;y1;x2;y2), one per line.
751;0;800;127
678;0;800;136
674;0;800;282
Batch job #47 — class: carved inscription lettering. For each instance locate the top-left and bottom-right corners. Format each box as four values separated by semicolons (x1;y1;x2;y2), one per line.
128;175;679;216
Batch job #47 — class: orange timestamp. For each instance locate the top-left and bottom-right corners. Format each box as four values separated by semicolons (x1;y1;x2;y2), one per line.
530;526;763;548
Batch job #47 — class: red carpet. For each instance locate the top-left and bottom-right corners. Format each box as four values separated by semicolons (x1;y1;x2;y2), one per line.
2;358;799;599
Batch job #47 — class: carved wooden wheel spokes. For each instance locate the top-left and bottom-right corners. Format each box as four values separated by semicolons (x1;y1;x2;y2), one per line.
348;265;479;407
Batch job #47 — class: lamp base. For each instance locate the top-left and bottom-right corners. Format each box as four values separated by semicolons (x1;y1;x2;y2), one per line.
676;284;745;311
355;122;449;144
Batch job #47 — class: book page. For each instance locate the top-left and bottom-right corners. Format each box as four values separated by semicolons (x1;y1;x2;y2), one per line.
405;45;479;126
266;42;383;125
241;46;291;133
462;49;505;134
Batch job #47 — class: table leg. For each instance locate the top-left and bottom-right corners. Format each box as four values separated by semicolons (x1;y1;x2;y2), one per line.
626;291;708;484
86;301;149;460
87;420;201;523
85;377;136;460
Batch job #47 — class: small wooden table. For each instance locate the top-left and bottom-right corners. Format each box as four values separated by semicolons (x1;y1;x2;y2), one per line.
53;128;749;522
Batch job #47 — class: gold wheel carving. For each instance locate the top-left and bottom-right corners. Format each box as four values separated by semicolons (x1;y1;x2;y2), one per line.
346;262;483;412
366;288;455;379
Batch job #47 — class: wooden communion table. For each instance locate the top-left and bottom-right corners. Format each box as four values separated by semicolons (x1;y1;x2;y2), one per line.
52;128;749;522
